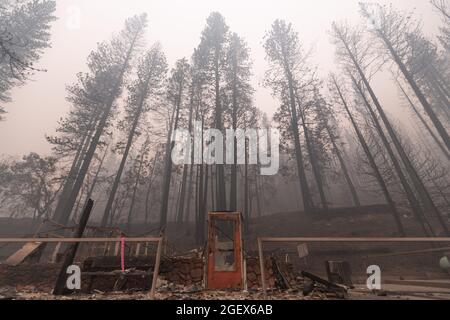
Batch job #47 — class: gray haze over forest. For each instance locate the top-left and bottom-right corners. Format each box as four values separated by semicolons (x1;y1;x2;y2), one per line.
1;0;449;238
0;0;443;156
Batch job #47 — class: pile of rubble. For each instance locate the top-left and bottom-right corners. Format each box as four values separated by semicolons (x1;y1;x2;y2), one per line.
246;257;296;290
0;263;60;292
162;256;204;287
0;253;351;300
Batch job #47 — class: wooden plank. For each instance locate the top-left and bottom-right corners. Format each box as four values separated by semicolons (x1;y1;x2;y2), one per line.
51;242;62;263
5;242;44;266
135;243;141;257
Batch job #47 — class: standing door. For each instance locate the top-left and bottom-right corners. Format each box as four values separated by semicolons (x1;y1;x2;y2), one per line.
207;213;243;290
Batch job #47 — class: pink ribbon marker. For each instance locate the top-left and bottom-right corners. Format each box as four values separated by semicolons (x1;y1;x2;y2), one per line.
120;236;125;272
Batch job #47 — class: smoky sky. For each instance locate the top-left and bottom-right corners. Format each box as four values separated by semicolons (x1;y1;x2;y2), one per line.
0;0;443;156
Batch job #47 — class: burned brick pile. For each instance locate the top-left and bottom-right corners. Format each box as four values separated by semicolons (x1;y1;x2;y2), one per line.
0;263;60;293
246;257;297;290
81;252;298;292
80;255;205;292
161;257;204;287
1;252;315;296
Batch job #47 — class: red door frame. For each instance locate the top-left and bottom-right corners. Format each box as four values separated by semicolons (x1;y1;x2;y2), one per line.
206;212;244;290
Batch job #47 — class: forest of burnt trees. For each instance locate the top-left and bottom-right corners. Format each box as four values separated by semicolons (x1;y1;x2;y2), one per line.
0;1;449;244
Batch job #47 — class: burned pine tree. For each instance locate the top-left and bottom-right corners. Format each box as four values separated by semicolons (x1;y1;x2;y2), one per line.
144;146;163;224
52;14;148;226
331;21;449;236
159;58;191;231
316;98;361;208
352;76;433;236
359;3;450;150
126;135;152;232
196;12;229;211
101;45;167;227
225;32;254;212
294;86;331;210
175;60;205;227
329;74;405;236
177;48;210;232
264;19;315;214
0;0;56;119
49;73;109;226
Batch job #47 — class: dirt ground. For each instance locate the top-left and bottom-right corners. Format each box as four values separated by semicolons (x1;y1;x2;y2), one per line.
2;287;450;300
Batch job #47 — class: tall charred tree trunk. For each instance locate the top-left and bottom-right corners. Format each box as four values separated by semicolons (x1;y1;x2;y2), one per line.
214;55;227;211
337;28;449;235
351;66;449;235
295;93;328;210
333;78;405;236
185;164;194;222
110;186;131;228
101;76;151;227
196;164;205;244
52;115;97;224
203;165;209;223
244;136;249;234
176;90;195;225
286;71;314;214
194;164;201;242
255;170;262;217
195;119;205;244
159;87;183;231
144;152;159;224
229;122;238;211
211;166;216;211
353;76;433;236
126;153;145;233
325;125;361;207
229;68;239;211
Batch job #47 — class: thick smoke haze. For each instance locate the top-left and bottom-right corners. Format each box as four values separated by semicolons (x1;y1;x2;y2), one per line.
0;0;442;156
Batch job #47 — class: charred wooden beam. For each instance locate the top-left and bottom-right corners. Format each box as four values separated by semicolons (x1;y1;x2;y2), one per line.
53;199;94;295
